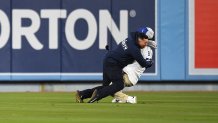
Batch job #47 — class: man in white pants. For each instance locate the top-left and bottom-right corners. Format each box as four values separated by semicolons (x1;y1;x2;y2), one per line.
112;40;156;104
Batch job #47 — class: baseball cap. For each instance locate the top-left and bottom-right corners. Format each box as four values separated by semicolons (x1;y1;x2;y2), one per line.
136;27;154;39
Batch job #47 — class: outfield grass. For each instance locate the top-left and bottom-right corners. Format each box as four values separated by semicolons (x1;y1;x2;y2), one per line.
0;92;218;123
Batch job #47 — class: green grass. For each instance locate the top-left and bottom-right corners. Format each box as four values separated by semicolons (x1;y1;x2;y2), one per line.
0;92;218;123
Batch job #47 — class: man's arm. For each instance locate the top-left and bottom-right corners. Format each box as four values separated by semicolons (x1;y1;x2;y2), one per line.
128;46;153;68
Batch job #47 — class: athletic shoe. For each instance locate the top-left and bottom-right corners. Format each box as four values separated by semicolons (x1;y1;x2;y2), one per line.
87;89;99;103
75;90;84;103
126;96;137;104
111;96;137;104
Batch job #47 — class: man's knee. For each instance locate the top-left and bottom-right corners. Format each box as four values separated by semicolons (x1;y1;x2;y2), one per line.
115;82;124;91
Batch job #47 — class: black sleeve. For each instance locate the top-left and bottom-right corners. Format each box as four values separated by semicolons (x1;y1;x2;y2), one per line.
128;45;149;68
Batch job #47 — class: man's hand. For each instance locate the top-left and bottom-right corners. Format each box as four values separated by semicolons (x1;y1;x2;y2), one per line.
145;58;153;68
147;40;157;49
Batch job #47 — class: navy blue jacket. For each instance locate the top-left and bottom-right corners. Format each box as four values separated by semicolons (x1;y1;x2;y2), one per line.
106;33;151;68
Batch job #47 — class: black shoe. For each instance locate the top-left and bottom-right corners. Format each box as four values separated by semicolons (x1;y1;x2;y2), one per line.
75;90;84;103
88;89;99;103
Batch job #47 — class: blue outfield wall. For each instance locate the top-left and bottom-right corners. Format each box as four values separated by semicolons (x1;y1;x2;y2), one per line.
0;0;217;81
160;0;186;80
